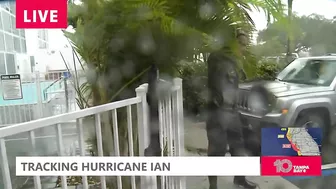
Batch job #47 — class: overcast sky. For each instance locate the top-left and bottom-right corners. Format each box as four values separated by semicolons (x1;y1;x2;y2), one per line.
48;0;336;49
251;0;336;31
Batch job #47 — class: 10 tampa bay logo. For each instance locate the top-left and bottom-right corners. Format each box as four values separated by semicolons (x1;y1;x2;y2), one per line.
273;159;310;173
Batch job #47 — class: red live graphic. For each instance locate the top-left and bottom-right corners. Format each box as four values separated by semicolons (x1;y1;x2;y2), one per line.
261;156;322;176
16;0;67;29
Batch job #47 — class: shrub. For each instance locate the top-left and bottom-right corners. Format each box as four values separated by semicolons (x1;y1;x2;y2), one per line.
177;60;207;120
178;58;281;120
255;60;281;80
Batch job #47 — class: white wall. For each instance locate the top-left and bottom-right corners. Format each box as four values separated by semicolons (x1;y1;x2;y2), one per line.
25;29;39;55
47;29;84;72
25;29;84;73
46;48;84;72
24;29;47;73
16;53;31;80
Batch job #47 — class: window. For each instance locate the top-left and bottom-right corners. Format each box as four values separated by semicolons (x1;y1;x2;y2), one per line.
38;30;48;41
11;16;19;35
30;56;35;73
1;2;15;14
0;53;5;75
45;31;48;41
0;11;3;30
38;30;41;39
21;39;27;53
5;34;14;52
20;30;25;38
2;11;11;32
38;40;47;49
5;53;15;74
38;30;44;39
0;32;4;51
2;2;10;12
277;59;336;86
14;37;21;53
9;2;15;15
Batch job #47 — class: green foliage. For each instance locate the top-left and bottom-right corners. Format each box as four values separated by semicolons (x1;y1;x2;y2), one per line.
65;0;284;107
252;40;286;57
177;60;207;118
240;48;259;79
256;60;281;80
257;13;336;56
65;0;285;188
177;52;259;119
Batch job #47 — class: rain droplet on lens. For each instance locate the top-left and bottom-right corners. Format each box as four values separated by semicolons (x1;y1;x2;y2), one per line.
136;30;156;55
199;3;215;20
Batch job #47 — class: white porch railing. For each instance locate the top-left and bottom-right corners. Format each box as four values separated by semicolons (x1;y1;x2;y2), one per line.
0;78;185;189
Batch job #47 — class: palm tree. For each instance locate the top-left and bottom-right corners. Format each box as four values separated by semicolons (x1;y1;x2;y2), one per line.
286;0;294;62
64;0;284;188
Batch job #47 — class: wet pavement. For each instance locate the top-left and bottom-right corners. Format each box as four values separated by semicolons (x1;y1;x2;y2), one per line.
287;175;336;189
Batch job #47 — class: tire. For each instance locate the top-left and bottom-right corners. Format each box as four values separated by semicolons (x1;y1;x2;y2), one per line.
295;112;330;164
295;112;326;129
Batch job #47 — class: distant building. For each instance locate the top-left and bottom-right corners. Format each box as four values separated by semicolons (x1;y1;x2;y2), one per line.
0;2;28;75
0;2;83;81
25;29;51;75
0;2;53;80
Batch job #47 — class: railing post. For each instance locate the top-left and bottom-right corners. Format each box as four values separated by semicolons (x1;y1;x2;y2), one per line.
64;77;69;113
28;131;42;189
136;84;149;156
173;78;186;189
76;119;89;189
136;84;157;189
35;71;43;118
0;138;12;189
173;78;185;155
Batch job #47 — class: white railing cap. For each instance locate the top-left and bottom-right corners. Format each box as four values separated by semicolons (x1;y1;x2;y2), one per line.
0;97;141;138
135;83;148;94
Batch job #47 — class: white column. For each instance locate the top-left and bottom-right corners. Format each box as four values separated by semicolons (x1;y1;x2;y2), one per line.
136;83;158;189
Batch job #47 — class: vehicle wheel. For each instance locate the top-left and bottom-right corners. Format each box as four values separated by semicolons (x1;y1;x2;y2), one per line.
295;112;331;163
295;112;326;129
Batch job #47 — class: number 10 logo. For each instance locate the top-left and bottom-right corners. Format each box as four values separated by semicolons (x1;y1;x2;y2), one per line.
273;159;293;173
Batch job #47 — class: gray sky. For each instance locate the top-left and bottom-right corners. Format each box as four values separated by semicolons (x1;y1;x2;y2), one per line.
251;0;336;31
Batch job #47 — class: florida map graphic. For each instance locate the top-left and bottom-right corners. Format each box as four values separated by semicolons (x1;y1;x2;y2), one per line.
261;127;321;156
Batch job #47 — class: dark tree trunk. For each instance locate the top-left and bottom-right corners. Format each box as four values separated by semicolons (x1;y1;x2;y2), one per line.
144;64;161;156
286;0;293;63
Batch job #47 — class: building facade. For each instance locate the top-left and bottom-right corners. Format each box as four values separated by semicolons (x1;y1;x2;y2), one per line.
0;2;51;77
0;2;28;75
0;2;83;78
